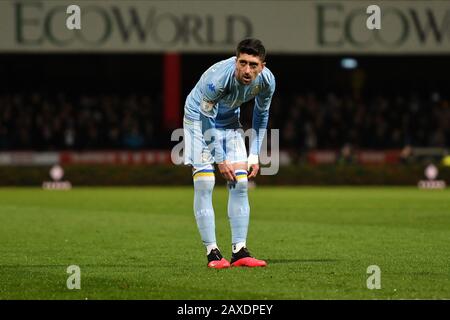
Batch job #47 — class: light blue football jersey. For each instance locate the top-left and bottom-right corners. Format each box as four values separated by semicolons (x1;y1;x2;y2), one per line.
184;56;276;160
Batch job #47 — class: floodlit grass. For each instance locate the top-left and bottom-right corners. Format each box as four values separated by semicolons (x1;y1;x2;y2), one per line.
0;187;449;299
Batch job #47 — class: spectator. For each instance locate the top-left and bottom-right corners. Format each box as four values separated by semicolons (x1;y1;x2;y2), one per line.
0;91;448;151
337;143;356;165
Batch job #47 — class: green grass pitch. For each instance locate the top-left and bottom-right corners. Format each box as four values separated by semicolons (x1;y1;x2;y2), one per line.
0;186;449;299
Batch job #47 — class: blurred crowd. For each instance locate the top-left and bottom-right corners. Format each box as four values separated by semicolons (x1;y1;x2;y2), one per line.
0;92;162;150
268;91;450;151
0;91;449;151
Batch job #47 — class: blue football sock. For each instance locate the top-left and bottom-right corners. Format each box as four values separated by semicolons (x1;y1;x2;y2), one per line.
227;170;250;245
193;168;216;246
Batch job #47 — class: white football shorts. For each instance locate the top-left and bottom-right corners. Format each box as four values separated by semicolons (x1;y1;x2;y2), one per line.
183;117;247;168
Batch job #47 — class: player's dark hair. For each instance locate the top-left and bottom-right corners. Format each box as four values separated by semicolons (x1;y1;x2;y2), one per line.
236;38;266;62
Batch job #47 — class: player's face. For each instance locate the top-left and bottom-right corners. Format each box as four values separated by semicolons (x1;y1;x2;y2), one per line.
235;53;265;85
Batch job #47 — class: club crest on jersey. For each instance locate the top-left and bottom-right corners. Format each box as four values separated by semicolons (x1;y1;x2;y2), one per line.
251;85;260;96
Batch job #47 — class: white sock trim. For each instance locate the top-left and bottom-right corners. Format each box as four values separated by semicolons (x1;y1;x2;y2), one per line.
206;243;218;255
232;241;246;253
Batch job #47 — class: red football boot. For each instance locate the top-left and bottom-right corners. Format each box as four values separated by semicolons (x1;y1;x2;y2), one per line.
230;247;267;267
207;249;230;269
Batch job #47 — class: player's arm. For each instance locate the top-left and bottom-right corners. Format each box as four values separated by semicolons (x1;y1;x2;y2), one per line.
248;76;276;178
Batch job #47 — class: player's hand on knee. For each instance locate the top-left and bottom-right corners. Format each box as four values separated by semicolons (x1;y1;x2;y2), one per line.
247;154;259;179
217;160;237;182
248;164;259;179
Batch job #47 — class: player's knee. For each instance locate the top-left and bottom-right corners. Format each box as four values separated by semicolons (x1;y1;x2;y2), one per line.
230;170;248;192
193;167;215;191
235;179;248;192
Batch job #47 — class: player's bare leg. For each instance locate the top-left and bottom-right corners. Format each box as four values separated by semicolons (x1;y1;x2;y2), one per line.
227;162;266;267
